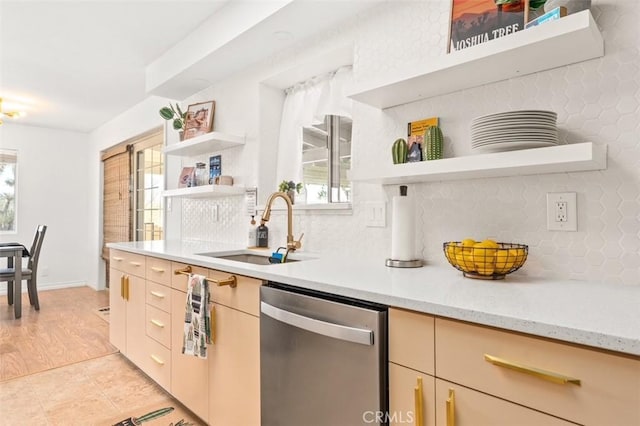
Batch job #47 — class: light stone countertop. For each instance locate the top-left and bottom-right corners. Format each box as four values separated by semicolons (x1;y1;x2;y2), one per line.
108;240;640;357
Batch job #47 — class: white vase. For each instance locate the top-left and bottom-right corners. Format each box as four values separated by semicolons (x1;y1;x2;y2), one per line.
544;0;591;15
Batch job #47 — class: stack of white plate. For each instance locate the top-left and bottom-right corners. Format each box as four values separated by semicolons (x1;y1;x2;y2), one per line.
471;110;559;153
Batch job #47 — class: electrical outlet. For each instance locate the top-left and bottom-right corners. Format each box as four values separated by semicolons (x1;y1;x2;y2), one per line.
365;202;386;227
547;193;577;231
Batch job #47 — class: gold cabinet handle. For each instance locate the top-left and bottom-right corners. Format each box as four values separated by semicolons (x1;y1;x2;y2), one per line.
120;275;124;298
150;291;165;299
210;275;237;288
484;354;581;386
124;276;130;301
129;261;141;267
446;388;455;426
113;256;124;262
414;376;424;426
210;304;216;344
151;319;165;328
150;354;165;365
174;265;192;275
150;266;165;273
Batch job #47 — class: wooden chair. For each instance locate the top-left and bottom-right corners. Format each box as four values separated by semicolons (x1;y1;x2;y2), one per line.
2;225;47;310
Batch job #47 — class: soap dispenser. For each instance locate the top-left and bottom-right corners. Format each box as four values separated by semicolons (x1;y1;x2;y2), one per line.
257;221;269;248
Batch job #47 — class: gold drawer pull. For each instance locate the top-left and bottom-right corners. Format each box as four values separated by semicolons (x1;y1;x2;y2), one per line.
484;354;581;386
414;376;424;426
174;265;192;275
150;291;165;299
112;256;124;261
210;304;216;344
210;275;237;288
446;388;455;426
124;276;130;301
150;354;165;365
150;266;165;273
120;276;124;298
129;261;141;267
151;319;165;328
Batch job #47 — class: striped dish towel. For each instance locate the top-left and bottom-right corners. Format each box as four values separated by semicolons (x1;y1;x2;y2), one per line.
182;274;211;359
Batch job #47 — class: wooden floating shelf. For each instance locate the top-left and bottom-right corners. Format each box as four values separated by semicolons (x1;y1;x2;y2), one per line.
162;185;246;199
350;143;607;184
349;10;603;109
163;131;245;157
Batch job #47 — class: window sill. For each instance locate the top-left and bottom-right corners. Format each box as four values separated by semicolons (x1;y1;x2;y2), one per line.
256;203;352;215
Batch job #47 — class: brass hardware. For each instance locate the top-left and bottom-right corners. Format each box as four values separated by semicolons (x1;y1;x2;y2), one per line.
260;191;303;251
174;265;192;276
150;354;165;365
113;256;124;262
129;261;141;267
210;304;216;344
151;319;165;328
446;388;455;426
484;354;581;386
150;266;165;273
120;275;124;299
414;376;424;426
150;291;165;299
124;276;130;301
210;275;237;288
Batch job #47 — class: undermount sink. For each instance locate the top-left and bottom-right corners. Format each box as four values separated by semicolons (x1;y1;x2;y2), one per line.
195;251;301;265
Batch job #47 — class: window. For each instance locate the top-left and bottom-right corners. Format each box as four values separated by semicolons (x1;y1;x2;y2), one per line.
302;115;351;203
0;150;17;232
133;133;164;241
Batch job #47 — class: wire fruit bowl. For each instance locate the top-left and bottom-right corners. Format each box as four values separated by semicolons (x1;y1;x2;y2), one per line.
443;241;528;280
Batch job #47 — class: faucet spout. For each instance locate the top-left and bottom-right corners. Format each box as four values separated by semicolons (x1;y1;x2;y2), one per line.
261;191;302;251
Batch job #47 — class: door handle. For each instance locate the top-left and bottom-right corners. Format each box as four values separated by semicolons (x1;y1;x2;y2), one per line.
150;266;165;273
446;388;455;426
150;319;165;328
484;354;581;386
260;301;373;346
150;291;165;299
414;376;424;426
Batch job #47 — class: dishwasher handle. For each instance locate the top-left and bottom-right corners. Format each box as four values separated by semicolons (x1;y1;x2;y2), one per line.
260;301;374;346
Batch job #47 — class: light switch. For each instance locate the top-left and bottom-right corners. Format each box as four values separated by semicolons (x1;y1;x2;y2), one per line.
365;202;386;228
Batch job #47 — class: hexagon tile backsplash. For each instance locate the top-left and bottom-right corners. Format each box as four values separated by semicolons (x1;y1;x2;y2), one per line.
182;0;639;285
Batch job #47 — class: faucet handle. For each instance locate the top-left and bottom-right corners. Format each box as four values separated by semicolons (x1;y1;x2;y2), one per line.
288;233;304;250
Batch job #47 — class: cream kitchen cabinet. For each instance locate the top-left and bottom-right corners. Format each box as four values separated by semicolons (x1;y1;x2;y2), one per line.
208;270;261;426
109;250;146;367
170;262;210;422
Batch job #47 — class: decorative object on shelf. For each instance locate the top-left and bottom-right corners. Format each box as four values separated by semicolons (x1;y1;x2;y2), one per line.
184;100;215;140
194;162;208;186
392;138;408;164
159;103;186;139
448;0;528;53
443;240;528;279
526;0;549;21
214;175;233;186
278;180;303;204
424;125;444;160
209;155;221;184
544;0;590;15
178;167;195;188
407;135;423;162
408;116;439;136
526;6;567;28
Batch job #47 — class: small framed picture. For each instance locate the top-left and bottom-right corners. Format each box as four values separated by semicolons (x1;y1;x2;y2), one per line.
178;167;195;188
183;100;215;140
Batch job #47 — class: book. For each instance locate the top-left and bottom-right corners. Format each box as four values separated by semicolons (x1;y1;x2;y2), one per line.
448;0;529;52
408;117;439;136
525;6;567;29
178;167;195;188
209;155;221;184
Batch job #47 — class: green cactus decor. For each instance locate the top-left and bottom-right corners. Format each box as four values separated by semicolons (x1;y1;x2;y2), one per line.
424;125;443;160
392;138;408;164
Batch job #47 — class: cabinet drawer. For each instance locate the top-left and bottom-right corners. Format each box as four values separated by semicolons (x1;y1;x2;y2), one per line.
146;281;171;313
146;305;171;348
146;257;171;286
171;262;209;292
434;379;575;426
208;269;261;316
389;308;435;375
435;318;640;425
141;336;171;391
110;249;146;278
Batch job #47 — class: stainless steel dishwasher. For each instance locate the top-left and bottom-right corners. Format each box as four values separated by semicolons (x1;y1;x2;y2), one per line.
260;282;388;426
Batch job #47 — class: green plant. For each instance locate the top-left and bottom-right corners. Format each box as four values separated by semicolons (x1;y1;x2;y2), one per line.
279;180;303;194
494;0;546;9
159;103;186;130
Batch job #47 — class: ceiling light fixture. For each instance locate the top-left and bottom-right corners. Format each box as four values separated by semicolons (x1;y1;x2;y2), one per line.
0;98;26;125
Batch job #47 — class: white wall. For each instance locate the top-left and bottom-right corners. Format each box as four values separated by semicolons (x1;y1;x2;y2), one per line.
0;123;90;290
177;0;639;285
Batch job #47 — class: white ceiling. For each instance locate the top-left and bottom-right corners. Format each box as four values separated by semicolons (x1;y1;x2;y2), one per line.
0;1;229;133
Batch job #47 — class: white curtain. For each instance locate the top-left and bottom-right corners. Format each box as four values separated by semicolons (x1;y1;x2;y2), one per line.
275;66;353;185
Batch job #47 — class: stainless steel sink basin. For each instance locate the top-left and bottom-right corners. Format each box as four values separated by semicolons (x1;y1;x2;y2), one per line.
195;251;301;265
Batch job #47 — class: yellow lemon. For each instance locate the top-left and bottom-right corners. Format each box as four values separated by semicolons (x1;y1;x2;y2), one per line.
473;241;497;274
445;244;457;262
481;239;499;249
495;250;516;273
461;238;476;248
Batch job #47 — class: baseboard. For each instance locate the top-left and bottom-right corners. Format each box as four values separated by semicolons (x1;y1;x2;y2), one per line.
0;280;87;295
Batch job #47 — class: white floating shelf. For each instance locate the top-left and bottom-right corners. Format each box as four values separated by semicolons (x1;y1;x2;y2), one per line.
162;185;246;199
163;131;245;157
349;10;603;109
350;143;607;185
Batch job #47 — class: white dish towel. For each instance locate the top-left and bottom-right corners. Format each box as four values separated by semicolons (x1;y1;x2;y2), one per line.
182;273;211;359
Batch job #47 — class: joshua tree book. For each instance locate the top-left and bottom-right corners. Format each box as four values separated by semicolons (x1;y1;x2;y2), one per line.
448;0;530;52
